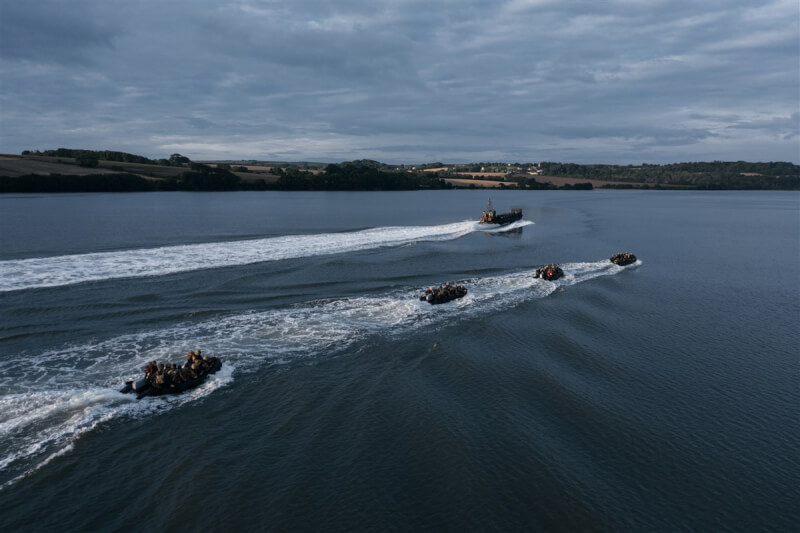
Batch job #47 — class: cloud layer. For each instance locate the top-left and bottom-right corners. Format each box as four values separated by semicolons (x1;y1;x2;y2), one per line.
1;0;797;163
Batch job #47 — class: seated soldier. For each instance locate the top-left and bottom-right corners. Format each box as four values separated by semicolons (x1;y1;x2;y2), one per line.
153;364;166;386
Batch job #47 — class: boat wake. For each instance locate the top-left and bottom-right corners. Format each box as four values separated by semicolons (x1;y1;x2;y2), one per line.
0;220;523;292
0;257;638;489
478;219;533;233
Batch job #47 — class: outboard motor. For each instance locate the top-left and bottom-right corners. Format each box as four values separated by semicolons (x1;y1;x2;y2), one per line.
132;377;150;391
120;377;151;395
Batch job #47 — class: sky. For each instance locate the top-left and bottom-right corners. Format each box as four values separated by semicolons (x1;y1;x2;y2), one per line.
1;0;798;164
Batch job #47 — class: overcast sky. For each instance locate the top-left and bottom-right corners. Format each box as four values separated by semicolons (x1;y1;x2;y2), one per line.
1;0;798;164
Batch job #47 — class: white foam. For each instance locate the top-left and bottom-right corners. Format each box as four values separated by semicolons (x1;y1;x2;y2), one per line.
0;387;126;487
478;219;534;233
0;221;479;292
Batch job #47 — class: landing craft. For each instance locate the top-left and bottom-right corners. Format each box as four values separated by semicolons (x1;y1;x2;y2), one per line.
479;199;523;225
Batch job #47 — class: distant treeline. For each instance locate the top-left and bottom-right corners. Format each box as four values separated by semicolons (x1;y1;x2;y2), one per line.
8;150;799;191
537;161;800;189
0;163;452;193
0;163;242;193
1;173;159;193
22;148;191;167
270;164;452;190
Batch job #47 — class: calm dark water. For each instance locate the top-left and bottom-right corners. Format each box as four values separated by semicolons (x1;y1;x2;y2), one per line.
1;190;798;532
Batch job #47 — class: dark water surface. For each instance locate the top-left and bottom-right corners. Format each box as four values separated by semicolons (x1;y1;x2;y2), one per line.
1;190;798;531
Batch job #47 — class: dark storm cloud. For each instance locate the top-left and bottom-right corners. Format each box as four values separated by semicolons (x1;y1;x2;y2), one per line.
0;0;797;163
0;0;118;63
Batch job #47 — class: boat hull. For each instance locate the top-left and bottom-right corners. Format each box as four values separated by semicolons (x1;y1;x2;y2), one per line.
479;208;523;225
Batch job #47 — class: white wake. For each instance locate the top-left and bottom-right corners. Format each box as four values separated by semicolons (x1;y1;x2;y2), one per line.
0;220;532;292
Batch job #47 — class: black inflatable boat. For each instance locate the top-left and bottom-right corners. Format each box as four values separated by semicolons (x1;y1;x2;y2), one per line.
121;357;222;399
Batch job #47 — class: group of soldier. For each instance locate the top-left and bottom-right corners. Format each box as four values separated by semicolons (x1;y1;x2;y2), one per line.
535;264;564;281
421;282;468;304
610;252;637;266
143;350;213;388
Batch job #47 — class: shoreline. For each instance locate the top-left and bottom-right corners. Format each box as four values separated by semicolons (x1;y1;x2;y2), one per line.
2;154;798;191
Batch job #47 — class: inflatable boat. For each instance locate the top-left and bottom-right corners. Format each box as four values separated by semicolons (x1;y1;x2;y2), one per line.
535;264;564;281
610;252;637;266
121;357;222;399
420;283;468;304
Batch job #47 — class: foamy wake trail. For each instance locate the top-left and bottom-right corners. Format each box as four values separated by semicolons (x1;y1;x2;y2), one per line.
0;256;635;489
0;220;494;292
